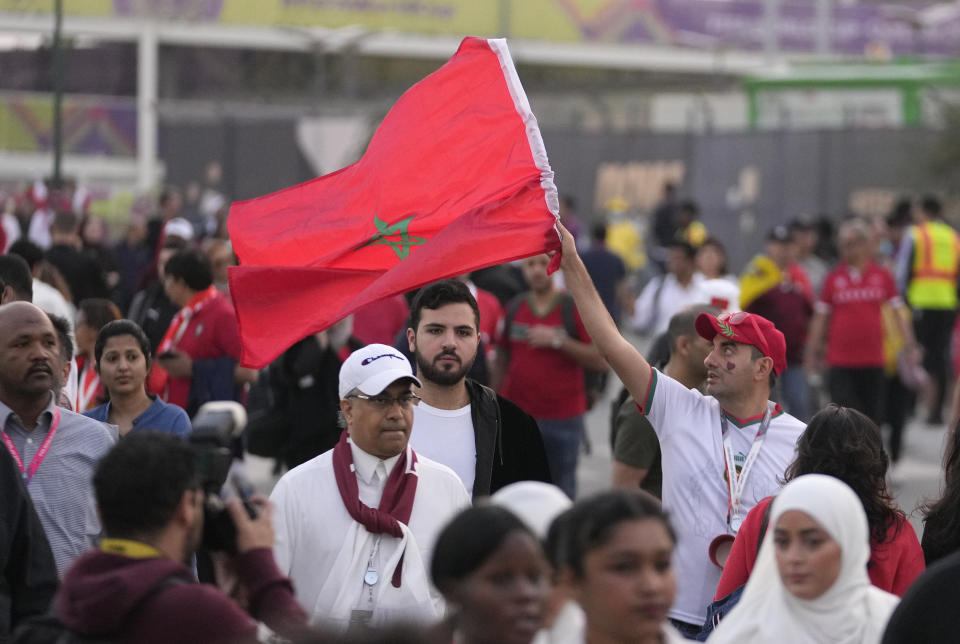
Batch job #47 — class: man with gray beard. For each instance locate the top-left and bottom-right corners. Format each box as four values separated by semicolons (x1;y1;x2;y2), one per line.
406;280;551;498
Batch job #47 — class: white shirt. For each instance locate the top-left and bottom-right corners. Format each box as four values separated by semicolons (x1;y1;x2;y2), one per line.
639;368;805;625
27;209;53;249
32;279;75;328
270;439;470;630
565;619;685;644
532;601;585;644
632;272;705;335
31;278;77;406
2;213;20;252
410;402;476;496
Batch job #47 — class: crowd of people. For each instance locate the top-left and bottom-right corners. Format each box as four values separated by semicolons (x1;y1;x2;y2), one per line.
0;172;958;644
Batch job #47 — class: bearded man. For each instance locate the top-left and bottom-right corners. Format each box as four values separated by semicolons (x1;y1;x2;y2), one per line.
406;280;552;498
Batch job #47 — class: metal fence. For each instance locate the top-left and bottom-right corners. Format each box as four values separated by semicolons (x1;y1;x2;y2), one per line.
542;127;949;268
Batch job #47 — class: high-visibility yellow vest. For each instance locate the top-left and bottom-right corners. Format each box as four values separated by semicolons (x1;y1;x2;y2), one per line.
907;221;960;310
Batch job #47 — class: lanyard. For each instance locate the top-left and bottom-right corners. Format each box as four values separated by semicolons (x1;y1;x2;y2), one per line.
100;538;163;559
1;408;61;485
158;286;219;354
364;536;381;590
77;365;99;411
720;405;772;533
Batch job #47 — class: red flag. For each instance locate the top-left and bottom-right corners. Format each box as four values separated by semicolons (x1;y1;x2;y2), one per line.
228;37;560;368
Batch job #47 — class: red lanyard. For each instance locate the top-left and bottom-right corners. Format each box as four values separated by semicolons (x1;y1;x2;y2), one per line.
1;408;61;485
158;285;219;354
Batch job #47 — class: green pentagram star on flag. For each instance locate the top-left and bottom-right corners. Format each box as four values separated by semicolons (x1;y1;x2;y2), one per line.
362;216;427;260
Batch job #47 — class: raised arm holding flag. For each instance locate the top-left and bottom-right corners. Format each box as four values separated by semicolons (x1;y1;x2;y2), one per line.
557;224;806;633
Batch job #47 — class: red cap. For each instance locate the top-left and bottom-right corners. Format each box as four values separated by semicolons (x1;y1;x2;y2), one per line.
695;311;788;376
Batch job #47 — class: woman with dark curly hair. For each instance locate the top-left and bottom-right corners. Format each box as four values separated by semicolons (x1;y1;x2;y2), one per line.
714;404;924;601
920;426;960;565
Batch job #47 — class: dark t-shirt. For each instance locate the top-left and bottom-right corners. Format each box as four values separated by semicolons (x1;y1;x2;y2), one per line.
127;282;179;355
46;244;108;304
652;200;677;248
582;247;627;325
611;394;662;499
746;285;812;366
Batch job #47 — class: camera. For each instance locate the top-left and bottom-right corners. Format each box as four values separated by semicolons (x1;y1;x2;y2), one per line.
188;401;257;554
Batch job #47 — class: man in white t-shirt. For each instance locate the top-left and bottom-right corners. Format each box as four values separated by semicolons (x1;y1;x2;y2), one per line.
406;280;551;498
558;225;806;636
632;241;705;336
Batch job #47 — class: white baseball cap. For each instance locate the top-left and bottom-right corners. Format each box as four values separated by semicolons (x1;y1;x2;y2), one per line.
163;217;195;241
697;278;741;314
490;481;572;539
338;343;421;400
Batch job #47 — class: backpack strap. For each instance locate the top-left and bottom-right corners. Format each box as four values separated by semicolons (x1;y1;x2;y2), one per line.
756;499;773;558
501;294;526;352
559;294;580;341
644;274;668;334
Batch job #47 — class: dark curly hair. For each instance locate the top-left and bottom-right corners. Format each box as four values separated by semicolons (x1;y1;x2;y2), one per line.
785;404;900;545
921;425;960;565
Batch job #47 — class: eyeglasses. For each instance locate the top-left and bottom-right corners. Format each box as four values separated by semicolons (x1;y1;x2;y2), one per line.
347;392;421;410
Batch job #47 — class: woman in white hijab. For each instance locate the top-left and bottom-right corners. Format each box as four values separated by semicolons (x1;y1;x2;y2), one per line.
709;474;899;644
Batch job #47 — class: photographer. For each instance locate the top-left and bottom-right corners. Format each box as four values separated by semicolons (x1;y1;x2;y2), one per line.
21;432;308;643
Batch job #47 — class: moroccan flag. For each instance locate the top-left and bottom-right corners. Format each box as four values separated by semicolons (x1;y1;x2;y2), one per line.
228;37;561;368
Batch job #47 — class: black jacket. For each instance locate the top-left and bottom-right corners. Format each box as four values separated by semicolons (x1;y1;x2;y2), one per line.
0;450;57;642
45;244;108;304
465;379;552;497
245;336;364;470
127;282;179;355
882;549;960;644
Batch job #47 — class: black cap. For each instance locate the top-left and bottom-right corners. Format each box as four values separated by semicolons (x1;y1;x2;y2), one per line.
789;215;815;232
767;225;791;243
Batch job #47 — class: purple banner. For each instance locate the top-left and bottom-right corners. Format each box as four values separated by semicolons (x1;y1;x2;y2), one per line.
112;0;225;22
108;0;960;56
573;0;960;56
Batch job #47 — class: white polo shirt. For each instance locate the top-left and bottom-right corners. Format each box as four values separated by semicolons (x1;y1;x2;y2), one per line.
638;367;805;625
270;439;470;630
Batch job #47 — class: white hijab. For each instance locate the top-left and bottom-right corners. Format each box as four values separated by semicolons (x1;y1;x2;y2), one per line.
709;474;899;644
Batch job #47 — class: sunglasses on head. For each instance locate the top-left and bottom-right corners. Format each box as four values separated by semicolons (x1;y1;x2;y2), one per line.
717;312;772;362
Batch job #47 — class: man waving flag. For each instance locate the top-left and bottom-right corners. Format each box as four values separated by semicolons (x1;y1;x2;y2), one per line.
228;37;561;368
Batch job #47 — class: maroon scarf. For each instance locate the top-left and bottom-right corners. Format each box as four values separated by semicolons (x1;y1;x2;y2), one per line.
333;431;419;587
